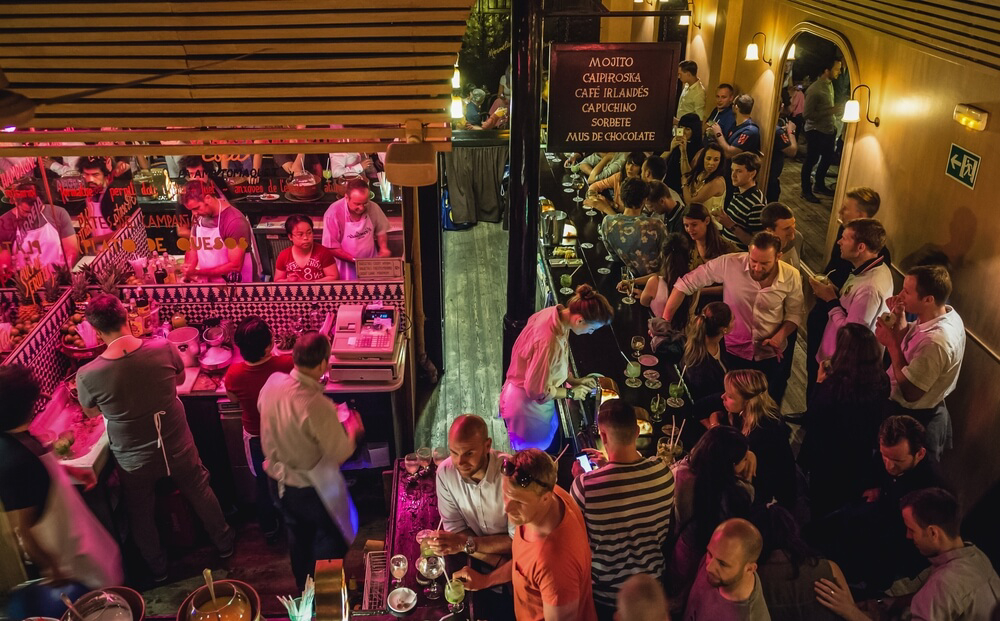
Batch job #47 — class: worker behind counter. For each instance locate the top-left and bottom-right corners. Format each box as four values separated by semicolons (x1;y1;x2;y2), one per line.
0;180;80;276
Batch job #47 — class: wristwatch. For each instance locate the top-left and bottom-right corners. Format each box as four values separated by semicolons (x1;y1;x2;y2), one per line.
463;536;477;555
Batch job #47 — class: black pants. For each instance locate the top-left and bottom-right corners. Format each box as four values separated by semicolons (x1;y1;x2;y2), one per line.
801;130;836;191
725;347;791;407
278;484;348;591
247;436;281;535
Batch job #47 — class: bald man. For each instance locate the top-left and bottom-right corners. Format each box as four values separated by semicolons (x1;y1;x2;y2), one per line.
684;518;771;620
427;415;513;560
616;574;671;621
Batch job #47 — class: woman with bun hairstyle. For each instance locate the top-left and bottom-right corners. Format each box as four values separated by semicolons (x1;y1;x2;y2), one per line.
500;284;614;451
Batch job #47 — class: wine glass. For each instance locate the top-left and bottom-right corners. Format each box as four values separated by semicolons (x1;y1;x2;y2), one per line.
389;554;408;587
404;453;420;477
596;241;611;275
572;175;586;204
416;447;432;474
620;267;636;304
432;447;448;466
650;394;667;423
625;361;642;388
445;578;466;613
417;555;444;599
631;336;645;359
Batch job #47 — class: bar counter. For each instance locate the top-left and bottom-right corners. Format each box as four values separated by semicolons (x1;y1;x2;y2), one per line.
537;154;703;456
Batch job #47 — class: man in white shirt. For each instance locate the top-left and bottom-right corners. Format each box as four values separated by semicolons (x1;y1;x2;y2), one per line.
427;415;513;561
258;332;364;589
815;487;1000;621
812;218;893;363
676;60;706;122
662;231;804;404
876;265;965;461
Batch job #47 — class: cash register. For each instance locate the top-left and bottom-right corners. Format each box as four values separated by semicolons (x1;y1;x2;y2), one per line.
328;304;403;382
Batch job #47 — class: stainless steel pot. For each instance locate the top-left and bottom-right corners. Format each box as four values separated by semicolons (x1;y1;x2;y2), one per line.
540;210;567;246
168;326;201;367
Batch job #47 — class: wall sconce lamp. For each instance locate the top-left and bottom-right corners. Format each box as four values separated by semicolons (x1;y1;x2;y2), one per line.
953;104;988;131
787;43;796;60
451;68;460;89
450;96;463;120
745;32;772;66
679;1;701;28
843;84;880;127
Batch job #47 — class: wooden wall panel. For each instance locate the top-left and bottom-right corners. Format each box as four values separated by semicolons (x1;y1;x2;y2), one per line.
0;0;474;149
699;0;1000;509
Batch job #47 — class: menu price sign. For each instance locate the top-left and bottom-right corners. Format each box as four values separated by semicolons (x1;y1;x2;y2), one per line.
547;43;680;152
356;257;403;280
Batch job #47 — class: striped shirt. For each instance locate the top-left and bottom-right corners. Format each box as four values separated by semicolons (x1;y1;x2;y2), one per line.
570;457;675;607
722;185;765;249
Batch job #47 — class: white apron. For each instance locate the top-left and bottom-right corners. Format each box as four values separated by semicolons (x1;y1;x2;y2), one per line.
29;453;123;588
13;209;66;271
192;212;254;283
498;381;559;451
336;214;376;281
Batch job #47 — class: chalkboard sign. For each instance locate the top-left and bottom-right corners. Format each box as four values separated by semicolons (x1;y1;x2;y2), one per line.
547;43;681;152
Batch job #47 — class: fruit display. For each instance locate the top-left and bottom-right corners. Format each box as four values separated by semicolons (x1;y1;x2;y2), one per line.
0;279;44;354
32;402;105;462
552;246;577;259
59;312;104;358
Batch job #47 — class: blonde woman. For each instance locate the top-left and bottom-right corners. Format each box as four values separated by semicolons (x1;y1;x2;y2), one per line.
682;302;732;405
713;369;796;508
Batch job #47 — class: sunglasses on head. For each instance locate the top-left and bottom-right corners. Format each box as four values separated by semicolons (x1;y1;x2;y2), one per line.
501;457;553;490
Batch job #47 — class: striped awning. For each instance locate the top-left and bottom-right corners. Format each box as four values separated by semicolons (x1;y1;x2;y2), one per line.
0;0;474;155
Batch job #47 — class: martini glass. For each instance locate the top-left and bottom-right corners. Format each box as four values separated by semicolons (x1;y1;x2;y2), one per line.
625;361;642;388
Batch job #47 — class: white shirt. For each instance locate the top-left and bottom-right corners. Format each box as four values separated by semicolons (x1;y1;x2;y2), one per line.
329;152;368;178
677;80;707;120
258;369;355;489
435;450;512;538
890;306;966;410
818;258;894;362
675;253;804;361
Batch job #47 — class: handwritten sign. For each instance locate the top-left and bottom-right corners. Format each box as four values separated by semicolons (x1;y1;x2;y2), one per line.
356;257;403;280
547;43;681;152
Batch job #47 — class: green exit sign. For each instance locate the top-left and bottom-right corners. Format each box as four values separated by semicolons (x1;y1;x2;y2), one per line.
945;144;981;189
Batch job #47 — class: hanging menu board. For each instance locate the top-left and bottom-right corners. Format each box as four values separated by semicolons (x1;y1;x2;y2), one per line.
547;43;681;152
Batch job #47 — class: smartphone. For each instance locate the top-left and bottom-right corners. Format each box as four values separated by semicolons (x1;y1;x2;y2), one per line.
576;452;594;472
673;127;685;137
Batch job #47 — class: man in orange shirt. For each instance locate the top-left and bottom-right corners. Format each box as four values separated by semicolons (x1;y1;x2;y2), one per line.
455;449;597;621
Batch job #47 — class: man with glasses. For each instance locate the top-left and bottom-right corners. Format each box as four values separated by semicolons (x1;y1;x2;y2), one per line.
321;177;391;280
455;449;598;621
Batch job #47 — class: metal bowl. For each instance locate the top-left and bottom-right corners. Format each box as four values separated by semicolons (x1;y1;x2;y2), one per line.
202;326;226;347
199;346;233;374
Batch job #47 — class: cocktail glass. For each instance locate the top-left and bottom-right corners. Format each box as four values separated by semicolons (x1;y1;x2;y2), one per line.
572;175;586;204
650;394;667;423
560;273;574;295
667;382;685;408
432;447;448;466
620;268;636;305
625;361;642;388
445;578;466;613
389;554;408;587
416;555;444;599
631;336;645;358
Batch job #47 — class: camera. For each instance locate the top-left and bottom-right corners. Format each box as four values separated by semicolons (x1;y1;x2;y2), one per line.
673;127;685;137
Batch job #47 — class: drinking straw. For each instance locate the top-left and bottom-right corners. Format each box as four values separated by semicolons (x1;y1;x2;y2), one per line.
569;263;584;278
679;364;688;381
554;444;570;463
677;418;686;445
669;415;677;447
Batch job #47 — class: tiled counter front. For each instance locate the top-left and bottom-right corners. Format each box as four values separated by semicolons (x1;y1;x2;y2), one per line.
5;280;406;416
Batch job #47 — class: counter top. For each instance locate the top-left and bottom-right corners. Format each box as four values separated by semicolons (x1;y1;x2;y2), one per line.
538;155;699;454
177;339;408;397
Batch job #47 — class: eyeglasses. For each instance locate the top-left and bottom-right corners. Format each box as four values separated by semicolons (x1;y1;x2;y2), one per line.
500;457;553;490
